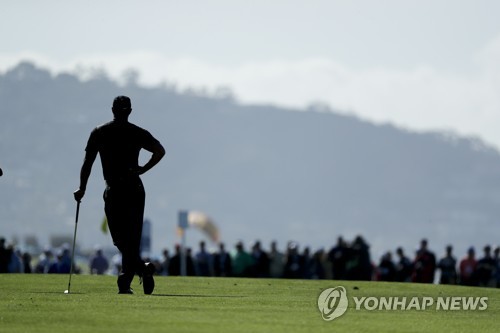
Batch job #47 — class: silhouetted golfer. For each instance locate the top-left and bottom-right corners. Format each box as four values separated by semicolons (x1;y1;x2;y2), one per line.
74;96;165;294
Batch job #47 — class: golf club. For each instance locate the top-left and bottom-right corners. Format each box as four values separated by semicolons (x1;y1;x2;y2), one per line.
64;200;80;294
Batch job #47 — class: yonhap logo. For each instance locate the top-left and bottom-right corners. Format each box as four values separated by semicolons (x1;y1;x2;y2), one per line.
317;286;489;322
317;286;349;321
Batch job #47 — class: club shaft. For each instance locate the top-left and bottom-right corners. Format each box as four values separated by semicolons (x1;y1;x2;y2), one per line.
67;201;80;293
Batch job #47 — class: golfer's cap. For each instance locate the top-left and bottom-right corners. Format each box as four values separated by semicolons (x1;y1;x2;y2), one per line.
112;95;131;110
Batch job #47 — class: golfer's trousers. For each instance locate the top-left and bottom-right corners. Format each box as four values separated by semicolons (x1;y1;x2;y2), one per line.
104;176;146;288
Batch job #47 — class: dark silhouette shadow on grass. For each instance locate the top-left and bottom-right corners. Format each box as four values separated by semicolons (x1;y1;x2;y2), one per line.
151;294;246;298
30;292;243;297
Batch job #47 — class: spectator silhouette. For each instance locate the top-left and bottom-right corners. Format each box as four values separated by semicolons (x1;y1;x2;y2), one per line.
231;241;254;277
459;247;477;286
168;245;195;276
310;249;326;279
22;252;32;273
160;248;170;276
494;246;500;288
328;236;348;280
268;241;285;278
56;246;72;274
89;247;110;275
395;247;413;282
412;239;436;283
0;237;9;273
251;241;270;278
476;245;496;287
168;244;182;276
195;241;212;276
213;243;232;277
346;236;372;281
377;252;396;281
302;247;313;279
185;248;196;276
284;242;304;279
7;245;23;273
437;245;457;285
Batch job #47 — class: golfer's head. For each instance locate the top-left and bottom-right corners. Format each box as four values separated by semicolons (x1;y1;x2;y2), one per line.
112;95;132;118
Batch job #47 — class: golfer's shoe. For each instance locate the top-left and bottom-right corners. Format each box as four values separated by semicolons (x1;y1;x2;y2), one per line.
141;262;155;295
118;288;134;294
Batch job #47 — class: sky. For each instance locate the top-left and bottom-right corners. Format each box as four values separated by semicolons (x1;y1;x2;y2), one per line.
2;0;500;148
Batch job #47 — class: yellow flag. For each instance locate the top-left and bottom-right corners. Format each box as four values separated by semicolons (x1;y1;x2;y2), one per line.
176;226;184;238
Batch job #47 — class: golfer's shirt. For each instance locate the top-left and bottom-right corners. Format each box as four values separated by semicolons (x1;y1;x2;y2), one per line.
85;119;160;185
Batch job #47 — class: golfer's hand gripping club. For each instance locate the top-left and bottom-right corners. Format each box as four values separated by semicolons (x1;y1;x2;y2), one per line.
73;188;85;202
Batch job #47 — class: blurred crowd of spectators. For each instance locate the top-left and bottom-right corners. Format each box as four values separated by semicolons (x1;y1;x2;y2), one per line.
0;237;74;274
1;235;499;288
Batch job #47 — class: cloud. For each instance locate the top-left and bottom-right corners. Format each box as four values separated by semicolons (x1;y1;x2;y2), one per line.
2;36;500;148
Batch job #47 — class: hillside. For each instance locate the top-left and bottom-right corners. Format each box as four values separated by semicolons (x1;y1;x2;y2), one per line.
1;62;499;259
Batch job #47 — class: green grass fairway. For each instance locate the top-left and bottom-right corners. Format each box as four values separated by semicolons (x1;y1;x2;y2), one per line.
0;274;498;333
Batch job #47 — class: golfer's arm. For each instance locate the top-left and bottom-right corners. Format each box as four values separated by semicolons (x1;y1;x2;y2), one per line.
79;150;97;191
141;142;165;174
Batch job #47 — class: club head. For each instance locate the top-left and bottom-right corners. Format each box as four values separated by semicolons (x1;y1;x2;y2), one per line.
64;290;69;294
